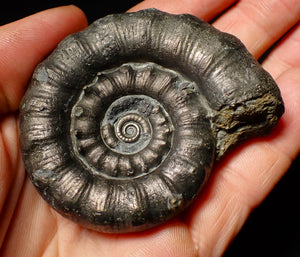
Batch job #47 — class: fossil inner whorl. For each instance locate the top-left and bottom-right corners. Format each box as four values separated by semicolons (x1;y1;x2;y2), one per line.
70;63;193;179
100;96;157;154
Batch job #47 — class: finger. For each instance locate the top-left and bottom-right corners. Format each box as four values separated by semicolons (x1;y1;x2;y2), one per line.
0;117;20;211
0;178;58;256
213;0;300;58
0;116;25;245
129;0;237;21
0;5;87;115
262;22;300;79
186;67;300;257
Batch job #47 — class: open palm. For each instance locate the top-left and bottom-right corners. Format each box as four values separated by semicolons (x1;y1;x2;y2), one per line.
1;1;300;256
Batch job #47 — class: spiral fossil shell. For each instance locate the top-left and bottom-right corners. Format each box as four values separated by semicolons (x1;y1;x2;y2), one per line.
19;9;284;233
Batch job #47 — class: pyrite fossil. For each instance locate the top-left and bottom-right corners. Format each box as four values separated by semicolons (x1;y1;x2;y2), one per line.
19;9;284;233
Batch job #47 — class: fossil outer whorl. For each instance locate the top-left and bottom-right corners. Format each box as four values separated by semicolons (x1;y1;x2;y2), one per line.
19;9;284;233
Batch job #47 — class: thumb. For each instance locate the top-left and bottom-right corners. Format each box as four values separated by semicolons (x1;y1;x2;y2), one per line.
0;5;87;114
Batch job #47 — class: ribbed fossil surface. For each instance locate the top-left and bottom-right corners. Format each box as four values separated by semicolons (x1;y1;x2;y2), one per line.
19;9;284;233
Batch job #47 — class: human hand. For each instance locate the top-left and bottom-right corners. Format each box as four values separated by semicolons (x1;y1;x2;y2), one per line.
1;1;300;257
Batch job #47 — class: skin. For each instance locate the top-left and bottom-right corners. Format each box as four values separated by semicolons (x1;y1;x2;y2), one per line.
0;1;299;256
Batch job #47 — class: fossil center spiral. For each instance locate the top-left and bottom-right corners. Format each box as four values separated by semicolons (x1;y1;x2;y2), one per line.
116;116;141;143
100;95;171;156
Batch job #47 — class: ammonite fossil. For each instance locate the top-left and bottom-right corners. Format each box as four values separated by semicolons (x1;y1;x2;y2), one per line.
19;9;284;233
